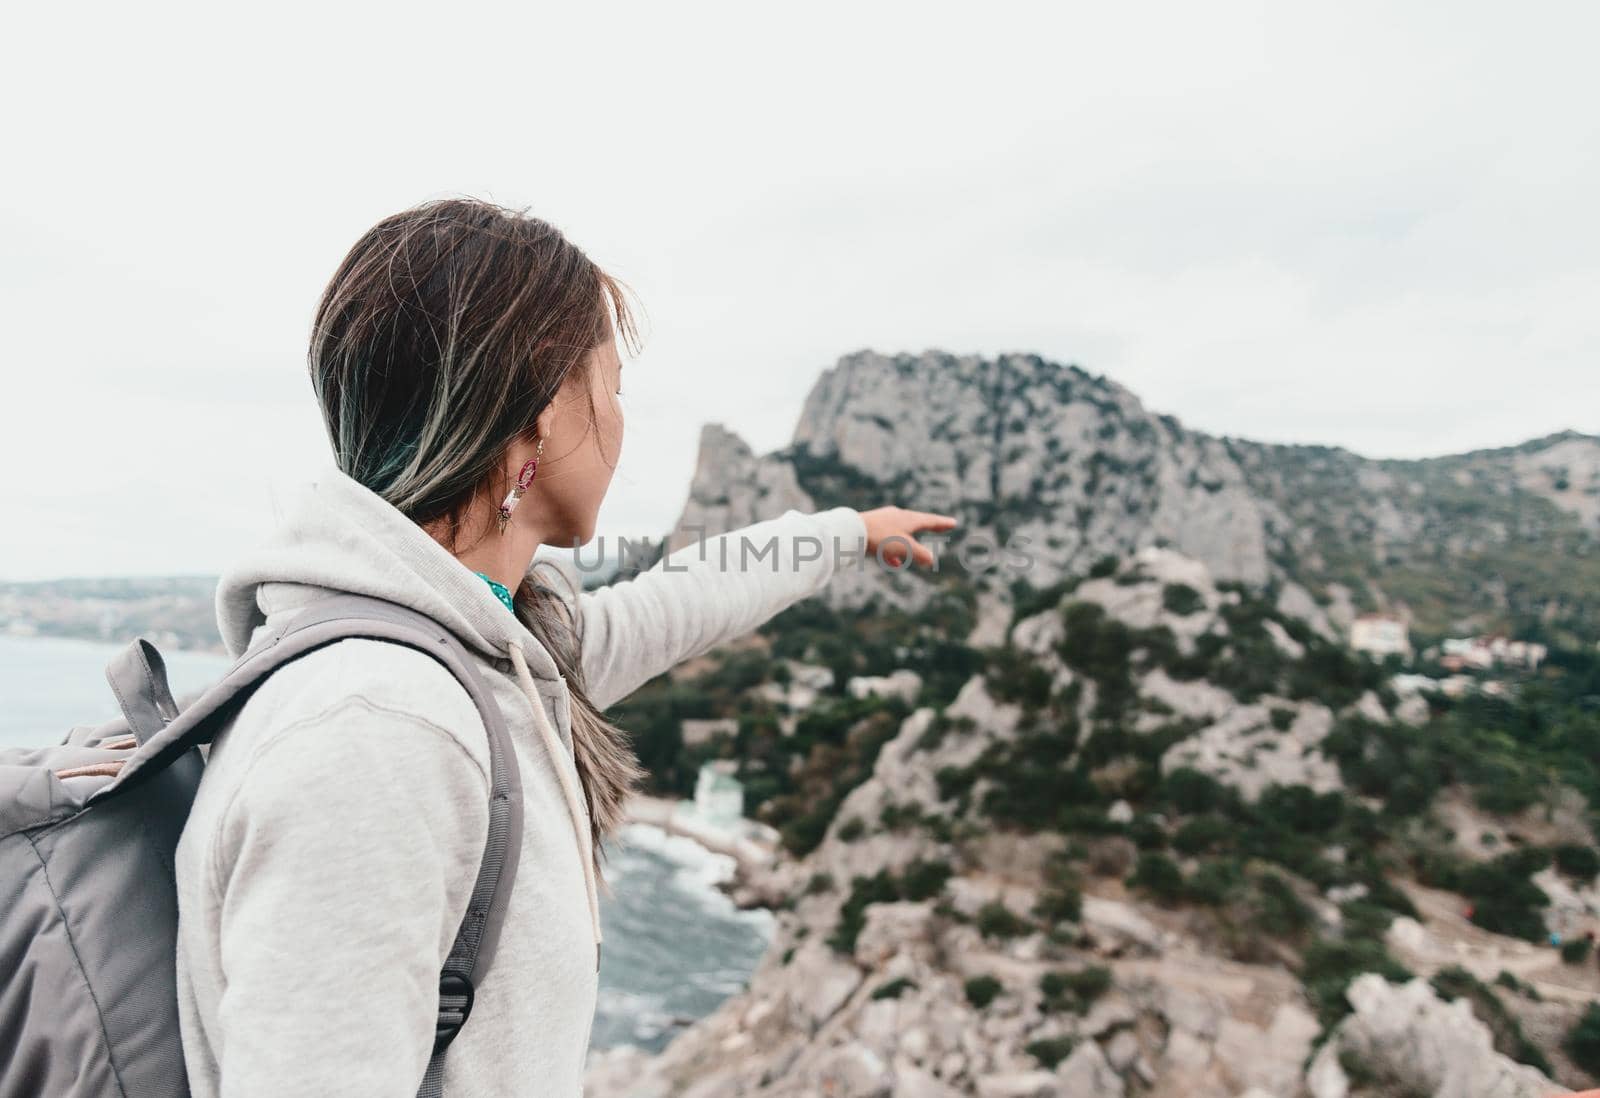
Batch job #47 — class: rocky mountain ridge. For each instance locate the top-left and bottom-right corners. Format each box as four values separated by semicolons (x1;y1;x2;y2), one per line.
589;351;1600;1096
590;546;1600;1097
646;350;1600;643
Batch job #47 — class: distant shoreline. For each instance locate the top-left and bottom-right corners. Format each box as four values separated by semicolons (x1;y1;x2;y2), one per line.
623;795;781;879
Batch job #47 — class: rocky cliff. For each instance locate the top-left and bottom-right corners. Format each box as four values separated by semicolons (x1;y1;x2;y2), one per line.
587;351;1600;1097
591;543;1600;1096
640;350;1600;642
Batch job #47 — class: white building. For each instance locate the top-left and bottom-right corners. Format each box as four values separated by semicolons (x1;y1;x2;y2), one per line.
1440;634;1547;672
750;660;836;711
1350;612;1411;659
846;669;923;704
680;717;738;747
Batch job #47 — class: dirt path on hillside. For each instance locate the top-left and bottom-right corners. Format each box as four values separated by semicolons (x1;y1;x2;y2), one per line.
1395;881;1600;1006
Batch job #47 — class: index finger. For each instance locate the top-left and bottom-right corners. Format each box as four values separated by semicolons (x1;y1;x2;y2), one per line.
909;511;959;532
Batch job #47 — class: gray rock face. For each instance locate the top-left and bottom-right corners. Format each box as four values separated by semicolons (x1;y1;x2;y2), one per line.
1211;1001;1321;1097
1161;701;1341;802
1079;896;1164;955
974;1071;1067;1098
1511;434;1600;530
657;351;1600;633
660;423;818;559
967;587;1015;648
1306;974;1563;1098
789;350;1272;588
786;940;865;1030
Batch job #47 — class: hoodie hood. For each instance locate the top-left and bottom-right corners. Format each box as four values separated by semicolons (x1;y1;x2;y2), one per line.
216;459;562;682
214;457;605;949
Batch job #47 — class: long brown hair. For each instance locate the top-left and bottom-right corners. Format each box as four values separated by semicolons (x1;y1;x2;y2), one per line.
307;195;645;866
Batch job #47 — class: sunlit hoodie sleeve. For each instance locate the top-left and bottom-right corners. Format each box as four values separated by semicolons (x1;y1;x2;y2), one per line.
557;505;867;711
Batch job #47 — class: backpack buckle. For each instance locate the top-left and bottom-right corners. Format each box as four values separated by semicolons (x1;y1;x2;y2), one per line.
434;973;476;1054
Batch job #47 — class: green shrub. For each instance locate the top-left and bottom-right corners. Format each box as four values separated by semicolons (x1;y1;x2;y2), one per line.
1033;854;1084;924
1079;726;1140;770
1011;576;1084;620
1254;872;1314;938
1555;843;1600;881
1162;583;1205;616
900;859;953;902
1470;759;1544;815
1040;966;1112;1014
780;812;835;859
935;764;978;802
1025;1036;1077;1068
1337;1048;1378;1088
1566;1003;1600;1075
838;816;866;842
1339;900;1396;940
1459;852;1552;942
984;647;1056;709
976;900;1032;939
1128;852;1185;906
1034;880;1083;923
916;712;977;753
1162;767;1232;814
1301;938;1411;1028
1562;937;1593;964
879;800;926;832
871;977;917;1000
1056;601;1142;720
762;696;908;856
965;975;1003;1009
911;639;985;708
1494;970;1538;999
1286;639;1380;710
1416;847;1552;942
827;861;954;953
979;732;1096;830
1128;814;1167;850
1173;814;1232;855
828;871;901;954
1363;874;1421;919
1255;784;1346;835
1185;858;1245;907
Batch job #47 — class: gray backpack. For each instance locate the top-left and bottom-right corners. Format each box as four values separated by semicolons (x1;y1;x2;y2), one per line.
0;593;523;1098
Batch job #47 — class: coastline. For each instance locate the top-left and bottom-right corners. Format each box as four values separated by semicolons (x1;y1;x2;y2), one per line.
622;794;782;882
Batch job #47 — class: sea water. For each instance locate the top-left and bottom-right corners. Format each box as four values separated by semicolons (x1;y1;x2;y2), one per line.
0;633;772;1052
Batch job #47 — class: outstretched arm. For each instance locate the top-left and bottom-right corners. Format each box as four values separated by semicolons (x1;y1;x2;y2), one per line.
556;505;955;711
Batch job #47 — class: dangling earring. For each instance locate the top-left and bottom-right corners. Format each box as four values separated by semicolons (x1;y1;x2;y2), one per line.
497;436;544;535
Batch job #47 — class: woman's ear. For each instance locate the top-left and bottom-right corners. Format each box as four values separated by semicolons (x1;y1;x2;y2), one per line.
533;401;559;449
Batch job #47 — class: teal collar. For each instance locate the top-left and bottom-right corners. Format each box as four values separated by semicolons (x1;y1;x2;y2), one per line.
473;571;515;613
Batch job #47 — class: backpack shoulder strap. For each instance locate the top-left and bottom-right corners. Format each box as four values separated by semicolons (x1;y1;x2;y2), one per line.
97;593;523;1095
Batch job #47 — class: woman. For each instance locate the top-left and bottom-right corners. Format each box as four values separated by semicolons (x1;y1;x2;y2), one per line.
172;196;956;1097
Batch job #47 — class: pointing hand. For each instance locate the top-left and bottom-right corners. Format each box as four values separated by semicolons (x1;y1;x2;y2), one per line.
858;507;959;569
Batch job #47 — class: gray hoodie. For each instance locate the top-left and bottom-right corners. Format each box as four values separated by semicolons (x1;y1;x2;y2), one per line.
173;460;867;1097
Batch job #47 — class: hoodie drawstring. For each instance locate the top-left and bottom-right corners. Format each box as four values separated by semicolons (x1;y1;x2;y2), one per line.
506;642;603;952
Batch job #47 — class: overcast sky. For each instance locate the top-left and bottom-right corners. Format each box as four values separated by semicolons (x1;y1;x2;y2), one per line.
3;2;1596;581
